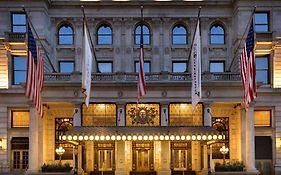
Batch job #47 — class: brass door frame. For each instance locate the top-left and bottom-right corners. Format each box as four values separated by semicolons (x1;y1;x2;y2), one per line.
11;150;28;171
170;141;192;171
132;141;154;171
94;141;115;171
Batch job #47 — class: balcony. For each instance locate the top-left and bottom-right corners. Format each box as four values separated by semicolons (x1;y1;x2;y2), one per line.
44;72;241;84
5;32;26;43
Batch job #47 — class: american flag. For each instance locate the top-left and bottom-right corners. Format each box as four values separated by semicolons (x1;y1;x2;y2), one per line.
25;25;44;117
240;20;256;110
137;23;146;100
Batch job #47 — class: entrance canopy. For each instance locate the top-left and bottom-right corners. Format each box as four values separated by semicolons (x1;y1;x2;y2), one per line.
61;126;224;141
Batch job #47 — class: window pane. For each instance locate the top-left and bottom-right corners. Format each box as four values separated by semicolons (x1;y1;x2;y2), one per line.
173;36;187;45
59;62;74;73
98;36;112;45
173;62;187;72
59;26;73;34
59;36;73;45
135;62;150;73
256;57;269;84
255;13;268;24
82;104;116;126
12;26;26;33
98;62;112;73
12;14;26;25
98;26;112;35
13;57;26;84
210;62;224;72
211;26;224;34
169;104;203;126
255;25;269;32
12;111;29;128
254;110;271;127
173;26;187;34
256;57;268;69
135;24;150;45
211;35;224;44
256;71;268;84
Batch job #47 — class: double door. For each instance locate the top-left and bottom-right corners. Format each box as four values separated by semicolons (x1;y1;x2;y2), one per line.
12;150;28;171
132;141;154;172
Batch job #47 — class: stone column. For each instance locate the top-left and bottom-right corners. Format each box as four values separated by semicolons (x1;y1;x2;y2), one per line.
115;141;126;175
73;145;78;173
241;109;247;166
77;145;84;174
159;141;170;175
117;104;125;126
27;107;39;173
209;145;214;172
204;103;212;126
245;106;258;172
192;141;201;171
73;104;81;127
161;103;169;126
202;145;208;172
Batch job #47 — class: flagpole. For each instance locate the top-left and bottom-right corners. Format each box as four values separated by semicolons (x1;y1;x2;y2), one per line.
81;6;100;73
186;7;201;72
227;6;256;71
22;6;57;73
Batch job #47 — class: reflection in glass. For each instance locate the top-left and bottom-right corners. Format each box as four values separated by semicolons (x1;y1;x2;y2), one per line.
13;56;26;84
97;25;112;45
172;25;188;45
210;25;225;44
255;13;269;32
210;61;225;73
98;62;113;73
58;25;74;45
59;61;74;73
135;61;150;73
135;24;150;45
172;62;187;72
256;57;268;84
98;150;113;171
12;13;26;32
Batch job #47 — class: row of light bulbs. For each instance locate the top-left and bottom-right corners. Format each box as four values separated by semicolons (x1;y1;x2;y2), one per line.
61;134;224;141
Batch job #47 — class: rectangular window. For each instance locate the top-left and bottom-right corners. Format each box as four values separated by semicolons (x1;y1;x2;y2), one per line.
255;12;269;32
11;111;29;128
59;61;74;73
98;62;113;73
210;61;225;73
256;56;269;84
172;61;188;72
169;103;203;126
13;56;26;85
82;104;116;126
135;61;150;73
254;110;271;127
11;13;26;32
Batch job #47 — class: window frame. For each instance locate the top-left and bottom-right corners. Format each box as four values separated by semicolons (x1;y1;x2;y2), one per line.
12;56;27;85
172;61;188;73
209;60;225;73
254;110;272;127
210;24;225;45
98;61;113;73
58;60;75;73
256;56;270;84
11;110;29;128
134;61;151;73
97;24;113;45
254;12;270;32
11;12;26;33
134;23;151;45
172;24;188;45
58;23;74;45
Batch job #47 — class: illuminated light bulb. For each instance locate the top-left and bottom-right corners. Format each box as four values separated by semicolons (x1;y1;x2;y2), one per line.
127;135;132;140
160;135;164;140
100;136;105;140
197;135;202;140
111;135;116;140
154;135;159;140
144;135;148;140
73;136;78;140
213;135;218;140
133;135;137;141
84;136;89;141
149;135;154;140
95;136;100;140
165;135;169;140
89;136;94;140
170;135;175;140
67;135;72;140
79;136;83;140
208;135;213;140
218;135;223;140
116;135;121;141
181;136;186;140
175;136;180;140
122;135;126;141
62;135;67;140
191;135;196;140
202;135;207;140
186;135;191;140
138;135;143;140
106;136;110;140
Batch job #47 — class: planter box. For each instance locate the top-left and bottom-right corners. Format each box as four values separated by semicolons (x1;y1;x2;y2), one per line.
212;172;260;175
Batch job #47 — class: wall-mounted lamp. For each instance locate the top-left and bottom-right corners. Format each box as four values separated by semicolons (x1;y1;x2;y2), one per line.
0;139;2;149
0;138;6;150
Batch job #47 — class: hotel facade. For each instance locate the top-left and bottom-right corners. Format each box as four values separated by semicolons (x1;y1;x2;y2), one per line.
0;0;280;175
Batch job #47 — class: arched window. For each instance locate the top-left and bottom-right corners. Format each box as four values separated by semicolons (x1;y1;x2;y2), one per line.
135;23;150;45
58;24;74;45
172;24;188;45
210;24;225;44
97;24;112;45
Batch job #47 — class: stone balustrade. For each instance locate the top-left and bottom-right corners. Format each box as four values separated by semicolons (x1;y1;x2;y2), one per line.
44;72;241;83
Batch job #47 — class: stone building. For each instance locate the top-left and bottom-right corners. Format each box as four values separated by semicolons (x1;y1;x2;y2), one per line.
0;0;280;175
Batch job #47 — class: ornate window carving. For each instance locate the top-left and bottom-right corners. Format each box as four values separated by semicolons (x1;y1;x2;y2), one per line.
126;104;160;126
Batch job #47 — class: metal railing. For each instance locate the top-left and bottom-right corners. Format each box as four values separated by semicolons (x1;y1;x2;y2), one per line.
4;32;26;43
44;72;241;83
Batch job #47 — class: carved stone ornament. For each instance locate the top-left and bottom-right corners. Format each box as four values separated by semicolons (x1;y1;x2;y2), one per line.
128;106;158;125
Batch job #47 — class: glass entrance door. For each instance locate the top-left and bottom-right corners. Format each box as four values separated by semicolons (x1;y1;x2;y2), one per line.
98;150;114;171
12;150;28;171
172;150;189;170
136;149;150;171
